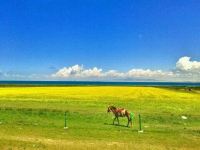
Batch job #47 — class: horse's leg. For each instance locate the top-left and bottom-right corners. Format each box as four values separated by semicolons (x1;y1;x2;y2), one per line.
127;116;130;127
117;117;119;125
130;119;132;128
113;117;116;125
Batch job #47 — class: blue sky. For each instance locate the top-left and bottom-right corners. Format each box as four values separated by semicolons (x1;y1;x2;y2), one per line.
0;0;200;81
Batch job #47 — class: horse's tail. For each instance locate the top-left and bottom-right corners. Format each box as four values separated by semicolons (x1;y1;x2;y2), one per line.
130;112;134;121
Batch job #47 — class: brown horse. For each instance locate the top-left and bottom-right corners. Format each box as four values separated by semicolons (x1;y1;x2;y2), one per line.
107;105;133;127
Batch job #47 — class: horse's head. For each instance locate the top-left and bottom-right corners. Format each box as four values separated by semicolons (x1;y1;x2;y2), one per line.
107;105;116;113
107;106;111;113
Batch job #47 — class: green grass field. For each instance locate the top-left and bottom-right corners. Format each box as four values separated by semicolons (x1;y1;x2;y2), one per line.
0;86;199;150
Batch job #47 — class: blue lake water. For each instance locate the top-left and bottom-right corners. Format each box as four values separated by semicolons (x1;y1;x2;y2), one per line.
0;81;200;86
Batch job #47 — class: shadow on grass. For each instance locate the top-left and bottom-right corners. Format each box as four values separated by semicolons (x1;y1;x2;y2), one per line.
104;123;141;132
104;122;130;128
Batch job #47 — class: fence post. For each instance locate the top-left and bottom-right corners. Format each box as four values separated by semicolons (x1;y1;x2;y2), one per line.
138;113;143;133
64;111;68;129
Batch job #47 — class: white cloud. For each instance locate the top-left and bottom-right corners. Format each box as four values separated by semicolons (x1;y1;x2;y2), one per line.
52;65;103;78
176;56;200;72
127;69;174;78
52;65;83;78
103;70;125;78
52;65;174;81
81;67;102;77
173;56;200;82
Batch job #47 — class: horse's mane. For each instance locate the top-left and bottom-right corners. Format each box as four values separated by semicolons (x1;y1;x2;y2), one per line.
109;105;117;110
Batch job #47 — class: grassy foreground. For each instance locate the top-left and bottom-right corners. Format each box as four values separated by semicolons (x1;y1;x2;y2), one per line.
0;86;199;150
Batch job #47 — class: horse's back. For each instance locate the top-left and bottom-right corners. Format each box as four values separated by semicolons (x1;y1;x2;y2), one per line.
117;108;127;117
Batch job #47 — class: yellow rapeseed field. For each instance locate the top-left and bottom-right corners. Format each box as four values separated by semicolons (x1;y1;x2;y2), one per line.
0;86;199;101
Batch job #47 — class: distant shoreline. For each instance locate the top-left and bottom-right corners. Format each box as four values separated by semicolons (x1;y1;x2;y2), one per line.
0;81;200;87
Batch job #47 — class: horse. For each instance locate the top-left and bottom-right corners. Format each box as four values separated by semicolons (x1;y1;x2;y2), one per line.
107;105;133;127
